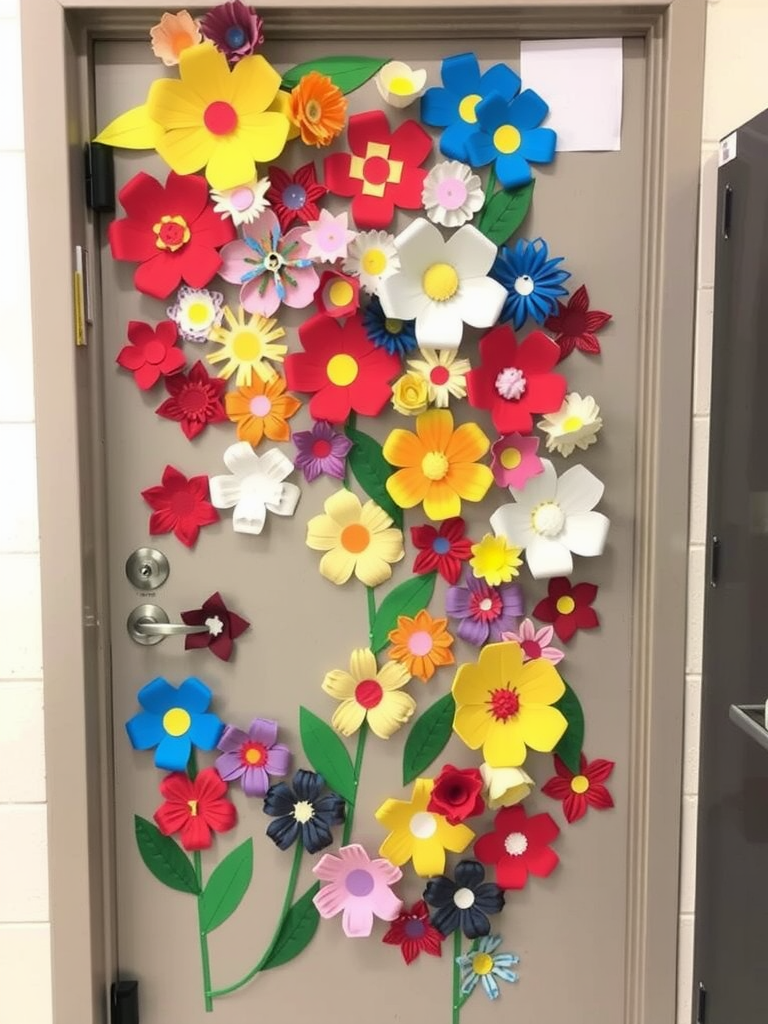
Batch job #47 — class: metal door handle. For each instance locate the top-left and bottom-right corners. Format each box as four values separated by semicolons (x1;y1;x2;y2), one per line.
135;621;208;637
127;604;208;647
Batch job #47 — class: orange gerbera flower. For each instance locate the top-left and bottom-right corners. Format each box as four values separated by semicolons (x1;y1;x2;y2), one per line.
289;71;347;147
387;609;455;682
225;374;301;447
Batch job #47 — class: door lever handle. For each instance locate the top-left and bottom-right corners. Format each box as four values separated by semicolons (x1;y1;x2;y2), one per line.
136;621;208;637
127;604;208;646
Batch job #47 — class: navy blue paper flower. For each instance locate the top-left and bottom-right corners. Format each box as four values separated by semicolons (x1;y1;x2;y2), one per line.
125;676;224;771
264;769;345;854
423;859;505;939
492;238;570;330
363;296;418;357
465;90;556;189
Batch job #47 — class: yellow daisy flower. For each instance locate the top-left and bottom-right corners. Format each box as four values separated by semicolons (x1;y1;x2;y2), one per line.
306;489;404;587
470;534;523;585
406;348;471;408
322;648;415;740
206;305;287;385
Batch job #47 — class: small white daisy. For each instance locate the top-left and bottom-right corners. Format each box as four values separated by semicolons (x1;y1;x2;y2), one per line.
343;230;400;295
422;161;484;228
375;60;427;109
210;177;271;227
406;348;471;408
538;393;603;457
167;286;224;343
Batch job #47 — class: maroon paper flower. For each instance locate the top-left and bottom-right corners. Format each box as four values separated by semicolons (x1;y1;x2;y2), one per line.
410;517;473;585
180;591;250;661
533;577;599;643
427;765;485;825
474;804;560;890
266;162;327;231
200;0;264;62
116;320;185;390
382;899;444;965
155;361;228;439
542;753;615;824
544;284;612;361
141;465;219;548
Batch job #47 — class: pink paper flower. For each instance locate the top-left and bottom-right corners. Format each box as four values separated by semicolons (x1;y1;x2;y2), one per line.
501;618;564;665
313;843;403;937
302;209;356;263
490;433;543;489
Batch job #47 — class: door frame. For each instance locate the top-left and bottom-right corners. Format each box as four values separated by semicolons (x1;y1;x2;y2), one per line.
20;1;706;1021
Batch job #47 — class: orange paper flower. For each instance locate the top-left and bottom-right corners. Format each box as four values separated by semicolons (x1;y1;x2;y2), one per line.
387;609;455;682
289;71;347;147
150;10;202;66
225;374;301;447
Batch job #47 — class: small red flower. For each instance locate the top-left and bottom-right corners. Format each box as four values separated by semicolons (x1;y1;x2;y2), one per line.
533;577;599;643
544;284;612;362
315;270;360;319
542;753;615;824
108;170;236;299
154;768;237;851
474;804;560;890
427;764;485;825
117;319;185;390
266;162;327;231
141;465;219;548
382;899;444;965
410;517;473;585
155;361;228;439
180;591;250;662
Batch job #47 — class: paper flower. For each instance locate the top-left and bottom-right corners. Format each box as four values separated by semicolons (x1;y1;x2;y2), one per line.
289;71;347;147
423;859;504;938
375;777;474;877
533;577;599;643
117;319;185;390
284;312;400;423
306;489;404;587
451;641;567;767
207;305;287;384
382;900;444;964
155;361;228;439
422;161;483;228
378;218;505;350
126;676;223;771
470;534;523;586
343;230;400;294
313;844;403;938
141;465;219;548
457;935;520;1000
375;61;427;109
293;421;353;483
445;572;524;647
322;647;415;740
383;409;493;521
542;753;615;824
492;239;570;330
208;443;300;535
466;326;566;435
363;296;418;356
210;176;270;226
108;171;236;299
167;285;224;342
391;374;429;416
427;765;485;825
387;610;455;682
325;111;432;229
490;433;543;489
301;208;356;262
266;163;327;231
406;348;471;408
410;517;473;584
154;768;236;850
200;1;264;61
150;10;202;66
263;769;345;853
215;717;290;796
538;393;603;457
490;459;610;579
218;208;318;317
315;271;360;319
421;52;522;163
180;591;250;661
545;284;612;360
474;804;560;890
465;89;557;189
501;620;563;665
225;374;301;447
480;764;534;810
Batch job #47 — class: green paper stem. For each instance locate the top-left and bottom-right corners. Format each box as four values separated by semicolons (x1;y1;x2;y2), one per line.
341;721;369;846
344;411;356;489
367;585;377;646
194;851;214;1013
452;930;462;1024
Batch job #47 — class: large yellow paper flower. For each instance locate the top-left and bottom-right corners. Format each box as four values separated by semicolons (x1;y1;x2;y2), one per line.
306;489;404;587
207;305;287;385
322;648;415;739
452;642;567;767
375;778;474;877
383;409;493;521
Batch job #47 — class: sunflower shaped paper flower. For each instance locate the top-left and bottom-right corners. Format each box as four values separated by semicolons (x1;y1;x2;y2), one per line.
465;88;557;189
306;489;404;587
208;442;300;535
126;676;223;771
322;648;415;740
451;641;567;767
313;844;403;938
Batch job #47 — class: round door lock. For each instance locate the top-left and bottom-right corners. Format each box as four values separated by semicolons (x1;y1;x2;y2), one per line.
125;548;170;591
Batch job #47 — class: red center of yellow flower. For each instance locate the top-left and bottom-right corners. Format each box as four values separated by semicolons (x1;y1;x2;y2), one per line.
430;365;450;385
204;100;238;136
355;679;383;709
363;155;391;185
241;741;267;767
489;687;520;722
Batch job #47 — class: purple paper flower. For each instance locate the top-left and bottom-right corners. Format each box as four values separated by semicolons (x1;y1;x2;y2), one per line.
201;1;264;62
293;420;353;483
215;717;290;797
446;571;524;647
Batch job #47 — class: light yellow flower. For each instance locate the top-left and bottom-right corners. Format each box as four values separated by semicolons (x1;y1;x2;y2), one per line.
406;348;471;408
470;534;523;585
391;373;429;416
306;489;404;587
322;648;415;739
480;763;534;809
206;305;286;385
538;393;603;458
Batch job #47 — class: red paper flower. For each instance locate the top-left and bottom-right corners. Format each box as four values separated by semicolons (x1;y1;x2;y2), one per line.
533;577;599;643
154;767;237;851
117;320;185;390
266;162;327;231
382;899;444;965
466;325;567;435
542;753;615;824
108;170;236;299
315;270;360;319
180;591;250;662
427;765;485;825
155;361;228;439
141;465;219;548
324;111;432;230
474;804;560;890
544;284;612;362
410;517;473;585
284;312;400;423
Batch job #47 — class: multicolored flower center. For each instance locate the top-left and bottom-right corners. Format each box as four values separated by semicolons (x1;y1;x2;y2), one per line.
407;630;434;657
305;99;323;124
489;686;520;721
163;707;191;736
500;445;522;469
341;523;370;554
204;100;238;135
435;177;468;210
521;639;542;659
470;587;502;621
153;214;191;252
409;811;438;839
571;775;590;795
514;274;535;296
432;536;451;554
362;248;387;274
362;154;391;185
504;831;529;856
355;678;383;709
224;24;247;48
531;501;565;538
472;952;495;975
282;183;307;209
430;365;450;385
311;438;332;459
241;741;267;766
326;353;359;387
293;799;315;823
493;124;522;154
422;262;459;302
458;93;481;123
453;887;476;909
345;868;375;897
421;451;450;481
556;595;576;615
249;394;272;417
495;367;527;401
404;917;427;938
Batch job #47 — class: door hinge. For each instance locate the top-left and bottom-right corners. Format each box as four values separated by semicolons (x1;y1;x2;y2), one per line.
709;535;720;587
84;141;115;213
697;981;707;1024
111;979;139;1024
722;184;733;239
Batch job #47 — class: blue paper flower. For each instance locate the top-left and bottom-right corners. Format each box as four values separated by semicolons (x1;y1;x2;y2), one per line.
457;935;520;1000
423;859;505;939
125;676;224;771
465;90;556;189
363;296;418;356
263;769;345;854
491;238;570;330
420;53;522;163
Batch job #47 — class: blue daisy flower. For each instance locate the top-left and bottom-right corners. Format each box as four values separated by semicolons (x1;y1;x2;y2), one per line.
457;935;520;1001
263;770;345;854
363;296;418;356
492;238;570;330
466;90;556;189
125;677;224;771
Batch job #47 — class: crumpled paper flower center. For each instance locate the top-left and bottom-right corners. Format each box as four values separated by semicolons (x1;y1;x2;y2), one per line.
423;262;459;301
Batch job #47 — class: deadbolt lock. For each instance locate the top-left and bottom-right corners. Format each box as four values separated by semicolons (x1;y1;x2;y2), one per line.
125;547;170;591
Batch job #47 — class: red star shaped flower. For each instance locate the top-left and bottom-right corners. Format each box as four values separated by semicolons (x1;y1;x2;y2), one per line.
542;753;615;824
117;319;185;390
324;110;432;229
180;591;250;662
466;325;567;435
108;170;236;299
155;361;228;439
266;162;327;231
141;465;219;548
533;577;599;643
382;899;444;965
544;284;612;361
410;517;473;584
474;804;560;890
154;768;237;851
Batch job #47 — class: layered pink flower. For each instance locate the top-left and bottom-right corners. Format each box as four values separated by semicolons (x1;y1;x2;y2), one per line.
313;843;403;937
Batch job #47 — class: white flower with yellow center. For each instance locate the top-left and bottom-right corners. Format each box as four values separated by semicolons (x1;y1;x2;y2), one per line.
378;218;506;350
210;177;271;227
167;286;224;343
406;347;471;407
375;60;428;109
343;230;400;295
538;393;603;458
422;161;484;229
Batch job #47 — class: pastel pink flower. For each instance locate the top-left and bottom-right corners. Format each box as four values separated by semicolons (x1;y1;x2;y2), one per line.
313;843;403;937
490;432;543;489
301;209;356;263
502;618;564;665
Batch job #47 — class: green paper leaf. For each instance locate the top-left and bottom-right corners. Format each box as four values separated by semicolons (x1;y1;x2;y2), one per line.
261;884;321;971
280;56;388;94
199;839;253;934
478;180;535;246
370;572;437;653
345;425;404;529
134;815;200;895
553;682;585;774
402;692;456;785
299;707;356;804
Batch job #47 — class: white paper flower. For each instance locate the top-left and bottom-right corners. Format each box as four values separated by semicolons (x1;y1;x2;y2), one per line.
167;286;224;343
406;347;471;407
375;60;427;109
480;763;534;809
422;161;484;228
209;443;300;535
538;393;603;457
301;209;356;263
378;218;506;350
489;459;609;579
343;230;399;294
210;178;271;227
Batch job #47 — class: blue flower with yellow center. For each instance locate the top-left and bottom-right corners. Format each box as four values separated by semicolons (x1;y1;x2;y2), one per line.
491;238;570;330
125;676;224;771
363;296;418;356
465;90;556;189
457;935;520;1000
